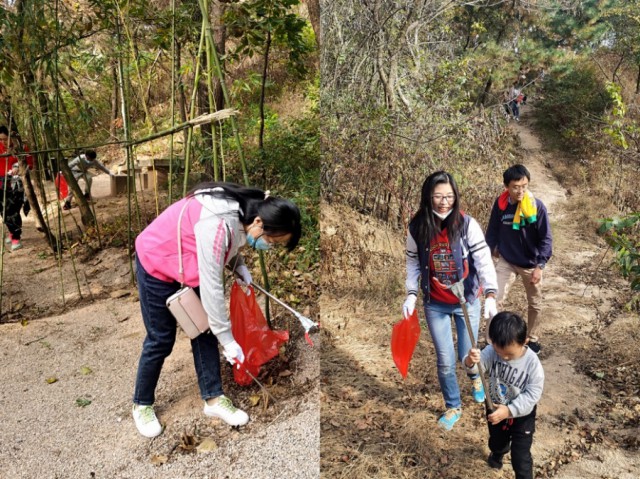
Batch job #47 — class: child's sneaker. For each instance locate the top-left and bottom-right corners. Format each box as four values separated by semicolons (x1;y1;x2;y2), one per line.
487;452;504;469
11;240;22;251
437;408;461;431
132;404;163;438
62;201;72;210
203;395;249;426
5;233;12;244
472;377;485;403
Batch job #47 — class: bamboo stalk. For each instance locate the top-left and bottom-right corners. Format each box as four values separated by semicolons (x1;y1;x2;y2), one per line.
168;0;176;208
183;20;207;197
116;15;136;285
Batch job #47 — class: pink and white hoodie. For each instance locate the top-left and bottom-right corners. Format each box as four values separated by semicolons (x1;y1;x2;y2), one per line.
135;190;246;346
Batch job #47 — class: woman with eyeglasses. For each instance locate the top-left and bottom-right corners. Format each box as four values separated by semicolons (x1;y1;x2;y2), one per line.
132;182;301;438
403;171;498;431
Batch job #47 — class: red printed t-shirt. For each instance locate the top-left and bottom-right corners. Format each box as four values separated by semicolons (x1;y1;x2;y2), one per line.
429;228;469;304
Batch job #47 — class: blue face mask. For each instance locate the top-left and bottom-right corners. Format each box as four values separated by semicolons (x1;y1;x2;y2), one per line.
247;233;271;251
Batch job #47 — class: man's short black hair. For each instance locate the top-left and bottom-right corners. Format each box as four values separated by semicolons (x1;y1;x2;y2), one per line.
84;150;97;160
503;164;530;186
488;311;528;348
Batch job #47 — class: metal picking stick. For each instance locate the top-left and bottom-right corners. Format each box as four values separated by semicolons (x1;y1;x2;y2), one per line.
450;281;495;411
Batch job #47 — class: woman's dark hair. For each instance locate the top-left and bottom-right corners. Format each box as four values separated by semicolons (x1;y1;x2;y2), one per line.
503;164;530;186
0;126;8;136
488;311;527;348
189;182;301;251
409;171;462;244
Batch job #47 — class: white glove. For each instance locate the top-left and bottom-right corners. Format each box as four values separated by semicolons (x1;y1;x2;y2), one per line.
222;340;245;366
402;294;417;318
235;264;252;286
484;297;498;320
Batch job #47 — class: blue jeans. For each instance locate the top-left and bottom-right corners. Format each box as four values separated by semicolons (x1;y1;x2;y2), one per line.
133;256;223;405
509;100;520;119
424;298;481;409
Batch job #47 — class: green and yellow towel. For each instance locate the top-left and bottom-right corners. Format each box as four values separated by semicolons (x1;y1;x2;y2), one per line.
498;190;537;230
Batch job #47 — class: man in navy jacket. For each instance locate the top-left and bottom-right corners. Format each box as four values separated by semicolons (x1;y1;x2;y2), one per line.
485;165;552;353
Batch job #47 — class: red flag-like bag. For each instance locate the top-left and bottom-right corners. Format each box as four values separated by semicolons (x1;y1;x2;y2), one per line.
229;282;289;386
55;172;68;200
391;309;421;378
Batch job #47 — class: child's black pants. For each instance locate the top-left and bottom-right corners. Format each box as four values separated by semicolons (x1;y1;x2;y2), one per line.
487;406;536;479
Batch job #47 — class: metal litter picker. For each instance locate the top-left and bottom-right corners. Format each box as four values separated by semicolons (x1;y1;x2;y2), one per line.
450;281;495;412
250;282;319;346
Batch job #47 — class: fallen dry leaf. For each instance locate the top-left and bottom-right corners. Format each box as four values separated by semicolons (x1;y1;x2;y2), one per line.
46;377;58;384
248;394;261;407
196;437;218;453
150;454;168;465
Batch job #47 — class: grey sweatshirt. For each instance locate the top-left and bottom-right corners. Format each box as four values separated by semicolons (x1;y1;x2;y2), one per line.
68;154;111;178
465;346;544;418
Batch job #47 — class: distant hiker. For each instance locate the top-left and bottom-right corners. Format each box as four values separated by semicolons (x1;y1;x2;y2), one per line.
132;182;301;438
63;150;113;210
465;311;544;479
403;171;498;431
502;89;512;119
0;127;24;250
508;82;521;121
485;164;552;354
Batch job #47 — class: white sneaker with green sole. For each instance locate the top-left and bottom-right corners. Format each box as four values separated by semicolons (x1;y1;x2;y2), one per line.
132;404;163;438
203;395;249;426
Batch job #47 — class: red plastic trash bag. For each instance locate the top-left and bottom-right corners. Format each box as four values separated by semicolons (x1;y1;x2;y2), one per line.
391;309;421;378
230;282;289;386
55;172;68;200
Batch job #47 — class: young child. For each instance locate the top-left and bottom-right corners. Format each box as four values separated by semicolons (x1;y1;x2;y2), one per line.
464;311;544;479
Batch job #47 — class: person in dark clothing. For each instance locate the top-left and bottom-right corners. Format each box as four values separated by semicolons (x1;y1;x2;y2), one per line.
485;165;552;353
0;127;24;251
4;163;30;250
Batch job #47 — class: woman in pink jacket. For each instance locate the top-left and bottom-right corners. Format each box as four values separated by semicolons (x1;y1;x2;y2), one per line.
132;182;301;438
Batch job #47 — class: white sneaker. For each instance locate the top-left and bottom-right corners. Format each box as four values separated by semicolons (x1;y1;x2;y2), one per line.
132;404;163;438
203;395;249;426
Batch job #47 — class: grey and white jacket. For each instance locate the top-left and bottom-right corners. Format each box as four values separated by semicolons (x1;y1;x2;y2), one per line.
406;214;497;303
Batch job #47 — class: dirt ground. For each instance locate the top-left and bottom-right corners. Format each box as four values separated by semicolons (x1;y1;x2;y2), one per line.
319;106;640;478
0;175;320;478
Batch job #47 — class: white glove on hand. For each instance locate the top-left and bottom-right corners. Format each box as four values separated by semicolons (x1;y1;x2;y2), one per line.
484;297;498;320
402;294;417;318
222;340;245;366
235;264;252;286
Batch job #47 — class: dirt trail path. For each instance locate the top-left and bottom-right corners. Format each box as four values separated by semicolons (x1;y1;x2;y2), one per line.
0;185;320;478
320;108;640;478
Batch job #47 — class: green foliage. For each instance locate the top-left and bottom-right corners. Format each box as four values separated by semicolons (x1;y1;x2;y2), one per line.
603;82;628;149
245;111;320;269
599;213;640;295
223;0;313;76
536;61;610;147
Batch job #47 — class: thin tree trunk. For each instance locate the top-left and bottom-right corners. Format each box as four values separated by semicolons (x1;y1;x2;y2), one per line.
111;64;119;138
303;0;320;48
211;0;226;181
176;41;189;147
259;31;272;152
